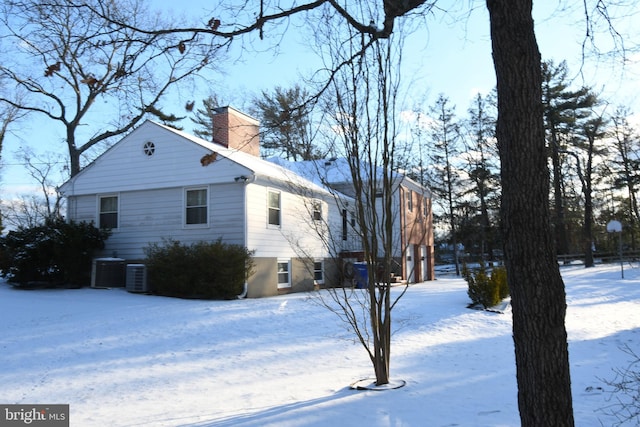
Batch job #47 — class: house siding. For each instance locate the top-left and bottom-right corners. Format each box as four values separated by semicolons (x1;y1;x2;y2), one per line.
68;184;244;260
244;183;333;259
246;256;323;298
63;121;252;196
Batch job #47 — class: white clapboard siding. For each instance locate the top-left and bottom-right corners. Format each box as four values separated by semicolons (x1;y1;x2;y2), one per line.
243;183;338;259
69;184;244;260
61;121;252;196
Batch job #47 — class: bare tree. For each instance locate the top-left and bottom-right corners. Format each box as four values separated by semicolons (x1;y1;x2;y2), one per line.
0;106;23;161
600;344;640;426
280;8;423;387
329;30;404;388
0;0;217;176
1;149;65;228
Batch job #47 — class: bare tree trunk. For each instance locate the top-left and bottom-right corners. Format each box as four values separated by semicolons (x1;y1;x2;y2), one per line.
551;132;570;256
486;0;574;425
583;133;596;268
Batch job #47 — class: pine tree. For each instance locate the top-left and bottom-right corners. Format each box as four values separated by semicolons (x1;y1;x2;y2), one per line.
253;85;321;160
573;114;607;267
610;107;640;250
190;96;222;142
427;94;463;274
541;61;598;255
461;92;500;261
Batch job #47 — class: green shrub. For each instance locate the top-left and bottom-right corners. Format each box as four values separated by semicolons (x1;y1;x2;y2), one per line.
0;218;110;287
463;263;509;309
144;239;254;300
492;265;509;300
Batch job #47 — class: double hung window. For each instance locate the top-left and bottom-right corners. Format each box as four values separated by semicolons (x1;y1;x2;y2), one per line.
277;260;290;288
186;188;208;225
99;195;118;229
268;190;281;226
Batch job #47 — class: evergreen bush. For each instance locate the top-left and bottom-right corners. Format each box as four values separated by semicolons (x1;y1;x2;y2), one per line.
463;262;509;309
144;239;254;299
0;218;110;287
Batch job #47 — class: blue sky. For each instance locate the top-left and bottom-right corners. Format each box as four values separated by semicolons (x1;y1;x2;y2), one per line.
1;1;638;200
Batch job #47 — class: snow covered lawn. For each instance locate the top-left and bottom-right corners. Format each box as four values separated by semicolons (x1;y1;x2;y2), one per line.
1;264;639;426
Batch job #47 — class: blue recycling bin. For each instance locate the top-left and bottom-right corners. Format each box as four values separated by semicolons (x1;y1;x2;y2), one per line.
353;262;368;289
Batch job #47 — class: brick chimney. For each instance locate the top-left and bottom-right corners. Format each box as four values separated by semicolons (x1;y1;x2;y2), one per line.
212;106;260;156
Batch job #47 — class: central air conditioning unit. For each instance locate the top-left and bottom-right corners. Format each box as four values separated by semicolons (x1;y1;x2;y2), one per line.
91;258;126;288
126;264;148;293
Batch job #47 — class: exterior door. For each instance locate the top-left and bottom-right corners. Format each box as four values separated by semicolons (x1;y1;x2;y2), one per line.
420;245;428;282
405;245;415;283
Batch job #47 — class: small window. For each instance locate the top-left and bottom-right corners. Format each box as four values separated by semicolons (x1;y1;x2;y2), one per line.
143;141;155;156
312;200;322;221
277;260;290;288
423;197;428;218
408;190;413;211
342;209;348;241
186;188;208;225
99;195;118;229
268;190;281;226
314;260;324;284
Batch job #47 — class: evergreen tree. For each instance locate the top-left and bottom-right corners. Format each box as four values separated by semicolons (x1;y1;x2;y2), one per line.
460;92;500;261
253;85;321;160
610;107;640;250
541;60;598;255
190;96;222;142
573;114;608;267
427;94;463;274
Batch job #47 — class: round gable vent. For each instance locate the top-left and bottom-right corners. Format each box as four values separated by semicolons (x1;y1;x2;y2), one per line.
143;141;155;156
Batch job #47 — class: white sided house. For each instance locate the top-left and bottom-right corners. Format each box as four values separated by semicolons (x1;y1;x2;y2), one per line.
270;157;436;283
60;107;353;297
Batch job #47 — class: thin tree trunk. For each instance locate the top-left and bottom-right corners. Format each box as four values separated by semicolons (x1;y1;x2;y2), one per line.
583;185;594;267
486;0;575;425
583;138;595;268
551;131;570;255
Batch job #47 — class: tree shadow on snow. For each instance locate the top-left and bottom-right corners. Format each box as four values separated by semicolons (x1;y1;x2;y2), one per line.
172;387;360;427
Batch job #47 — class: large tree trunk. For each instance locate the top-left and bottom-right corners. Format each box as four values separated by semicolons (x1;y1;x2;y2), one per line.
486;1;575;426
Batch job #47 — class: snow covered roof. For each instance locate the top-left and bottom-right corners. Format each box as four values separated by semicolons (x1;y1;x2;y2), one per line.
152;122;346;199
266;156;431;197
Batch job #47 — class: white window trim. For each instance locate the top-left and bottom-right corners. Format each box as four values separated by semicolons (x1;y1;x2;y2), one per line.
311;199;322;221
267;188;282;229
183;186;210;228
313;259;324;285
277;259;291;289
97;194;119;230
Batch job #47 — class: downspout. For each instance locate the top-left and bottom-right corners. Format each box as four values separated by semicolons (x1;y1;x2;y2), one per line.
237;173;256;298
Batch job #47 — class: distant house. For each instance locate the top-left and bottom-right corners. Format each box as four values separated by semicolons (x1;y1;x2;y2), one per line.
270;157;435;283
60;106;434;297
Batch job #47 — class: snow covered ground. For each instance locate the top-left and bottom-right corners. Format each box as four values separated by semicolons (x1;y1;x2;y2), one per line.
1;263;639;426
